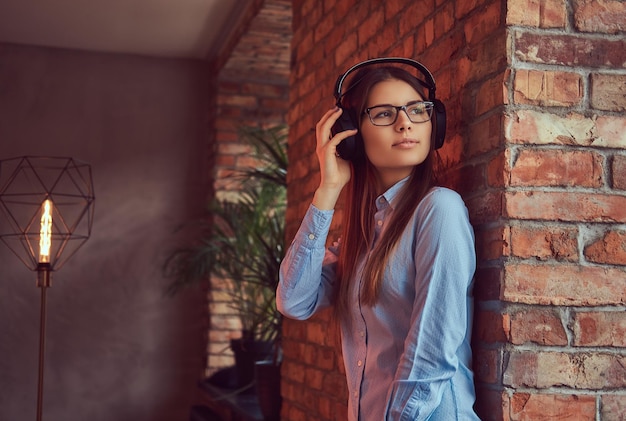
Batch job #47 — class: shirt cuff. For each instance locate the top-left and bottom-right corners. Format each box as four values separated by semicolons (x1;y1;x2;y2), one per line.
298;204;334;248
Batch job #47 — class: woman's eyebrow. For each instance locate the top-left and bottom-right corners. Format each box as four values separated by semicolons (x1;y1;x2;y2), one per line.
366;99;426;108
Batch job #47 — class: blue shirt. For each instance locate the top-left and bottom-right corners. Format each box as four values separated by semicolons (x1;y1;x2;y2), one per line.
277;181;479;421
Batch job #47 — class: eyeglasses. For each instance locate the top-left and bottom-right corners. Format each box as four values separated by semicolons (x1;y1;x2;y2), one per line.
364;101;434;126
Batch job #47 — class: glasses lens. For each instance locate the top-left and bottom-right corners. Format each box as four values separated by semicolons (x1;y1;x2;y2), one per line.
405;102;434;123
368;106;397;126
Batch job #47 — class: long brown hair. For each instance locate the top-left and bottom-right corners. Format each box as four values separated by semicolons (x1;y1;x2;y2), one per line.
334;65;438;322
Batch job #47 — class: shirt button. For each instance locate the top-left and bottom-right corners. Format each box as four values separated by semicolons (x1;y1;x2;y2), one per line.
308;233;315;240
354;391;358;397
377;220;383;226
357;360;362;367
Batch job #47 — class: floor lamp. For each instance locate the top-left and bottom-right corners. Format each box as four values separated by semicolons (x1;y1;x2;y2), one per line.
0;156;95;421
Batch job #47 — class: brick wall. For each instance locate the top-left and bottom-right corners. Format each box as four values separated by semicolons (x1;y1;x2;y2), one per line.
207;0;291;375
284;0;626;420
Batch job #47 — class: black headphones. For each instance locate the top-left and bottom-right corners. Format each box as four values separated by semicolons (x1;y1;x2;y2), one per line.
331;57;447;161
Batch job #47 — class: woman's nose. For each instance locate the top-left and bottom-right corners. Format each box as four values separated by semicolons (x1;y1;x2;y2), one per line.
395;110;413;130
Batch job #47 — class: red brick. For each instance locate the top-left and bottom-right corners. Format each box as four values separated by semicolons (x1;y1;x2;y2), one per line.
464;2;501;45
513;69;583;106
510;149;604;188
507;0;567;28
442;163;485;196
476;74;508;116
514;32;626;68
476;224;510;261
334;32;358;68
464;30;508;83
601;394;626;421
506;110;596;146
382;0;408;20
487;150;509;188
306;319;332;346
474;266;504;301
503;262;626;306
508;110;626;148
475;388;508;421
573;0;626;34
456;0;489;20
466;190;504;224
509;307;568;346
474;310;509;343
473;347;501;384
573;311;626;347
313;9;335;44
505;190;626;223
613;154;626;190
304;366;324;390
357;8;383;46
282;360;306;384
434;2;456;39
509;393;596;420
467;112;505;157
509;224;578;261
218;94;259;108
316;346;337;371
591;73;626;112
504;351;626;389
584;229;626;265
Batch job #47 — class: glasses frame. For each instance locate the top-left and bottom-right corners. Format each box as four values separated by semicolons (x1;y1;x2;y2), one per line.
364;100;435;126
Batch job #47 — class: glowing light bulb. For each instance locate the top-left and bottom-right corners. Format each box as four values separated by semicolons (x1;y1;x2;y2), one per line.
39;199;52;264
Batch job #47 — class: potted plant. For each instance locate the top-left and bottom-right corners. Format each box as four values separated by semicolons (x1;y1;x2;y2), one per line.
163;125;287;396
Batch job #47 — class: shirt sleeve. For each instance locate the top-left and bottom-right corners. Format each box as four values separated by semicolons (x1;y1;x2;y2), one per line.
385;189;476;420
276;204;338;320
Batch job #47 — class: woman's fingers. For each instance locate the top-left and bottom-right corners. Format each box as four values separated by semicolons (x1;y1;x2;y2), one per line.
316;107;341;147
316;107;357;153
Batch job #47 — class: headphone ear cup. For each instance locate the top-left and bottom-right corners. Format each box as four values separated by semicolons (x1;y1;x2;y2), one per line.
432;99;446;149
331;108;358;161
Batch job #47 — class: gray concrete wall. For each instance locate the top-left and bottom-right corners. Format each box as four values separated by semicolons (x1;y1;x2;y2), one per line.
0;43;210;421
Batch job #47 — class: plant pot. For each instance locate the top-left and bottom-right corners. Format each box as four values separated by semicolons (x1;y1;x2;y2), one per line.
255;360;281;421
230;338;273;391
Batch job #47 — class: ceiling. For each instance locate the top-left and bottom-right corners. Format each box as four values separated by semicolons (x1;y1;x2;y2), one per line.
0;0;248;60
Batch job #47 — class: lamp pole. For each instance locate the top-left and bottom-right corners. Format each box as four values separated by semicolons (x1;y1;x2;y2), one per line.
36;263;51;421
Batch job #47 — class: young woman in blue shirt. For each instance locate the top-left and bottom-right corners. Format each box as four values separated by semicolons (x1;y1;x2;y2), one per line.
276;59;480;420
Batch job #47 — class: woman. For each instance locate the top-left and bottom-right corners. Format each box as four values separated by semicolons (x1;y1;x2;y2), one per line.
276;61;480;420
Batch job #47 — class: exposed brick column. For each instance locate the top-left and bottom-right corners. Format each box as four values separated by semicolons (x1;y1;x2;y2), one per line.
479;0;626;418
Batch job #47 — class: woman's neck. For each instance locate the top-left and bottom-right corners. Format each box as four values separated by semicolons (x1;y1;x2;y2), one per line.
375;167;413;194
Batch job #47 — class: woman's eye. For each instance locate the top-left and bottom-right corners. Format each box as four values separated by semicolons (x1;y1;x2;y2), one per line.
374;109;393;119
408;105;425;115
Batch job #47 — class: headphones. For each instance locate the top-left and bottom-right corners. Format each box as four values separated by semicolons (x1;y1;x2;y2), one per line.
331;57;447;161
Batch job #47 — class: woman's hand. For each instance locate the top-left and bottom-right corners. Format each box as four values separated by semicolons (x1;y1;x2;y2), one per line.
312;107;357;210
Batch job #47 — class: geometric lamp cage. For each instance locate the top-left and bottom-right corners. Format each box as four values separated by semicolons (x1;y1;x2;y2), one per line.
0;156;95;272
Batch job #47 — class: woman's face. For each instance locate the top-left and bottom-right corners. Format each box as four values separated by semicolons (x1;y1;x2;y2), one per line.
360;79;432;190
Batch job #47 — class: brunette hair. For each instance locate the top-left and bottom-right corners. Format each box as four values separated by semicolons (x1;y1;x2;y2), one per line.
334;65;438;322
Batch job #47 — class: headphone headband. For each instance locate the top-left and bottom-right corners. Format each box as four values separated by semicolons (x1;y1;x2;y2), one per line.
334;57;437;103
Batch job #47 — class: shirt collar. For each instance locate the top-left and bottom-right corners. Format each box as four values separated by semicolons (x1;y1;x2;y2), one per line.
376;176;409;211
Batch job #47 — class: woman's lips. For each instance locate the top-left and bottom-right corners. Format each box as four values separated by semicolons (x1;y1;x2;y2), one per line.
392;139;419;148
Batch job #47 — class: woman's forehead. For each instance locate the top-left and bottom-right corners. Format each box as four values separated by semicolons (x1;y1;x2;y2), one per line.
367;79;424;105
